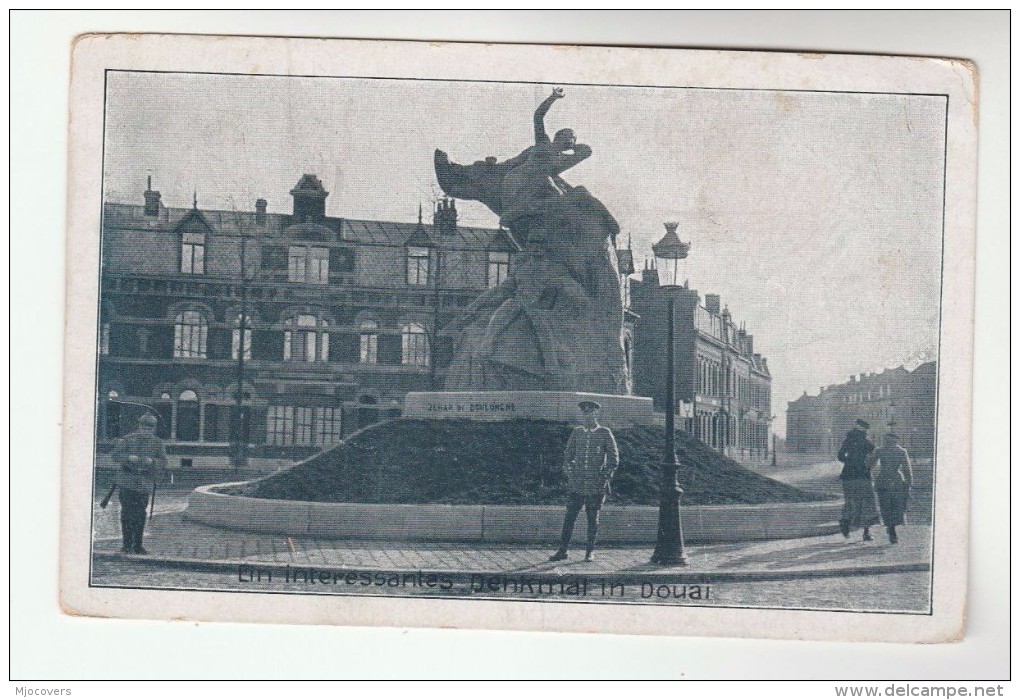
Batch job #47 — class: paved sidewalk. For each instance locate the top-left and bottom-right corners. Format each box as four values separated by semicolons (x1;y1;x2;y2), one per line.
93;510;930;583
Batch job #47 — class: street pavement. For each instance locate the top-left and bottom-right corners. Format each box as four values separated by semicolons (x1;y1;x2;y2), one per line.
89;491;933;612
88;458;935;611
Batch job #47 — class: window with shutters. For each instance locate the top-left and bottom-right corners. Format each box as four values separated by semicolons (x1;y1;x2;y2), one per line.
401;322;429;367
173;310;208;358
359;320;379;364
283;313;329;362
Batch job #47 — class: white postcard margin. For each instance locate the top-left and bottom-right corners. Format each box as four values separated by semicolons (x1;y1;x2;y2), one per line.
59;34;977;643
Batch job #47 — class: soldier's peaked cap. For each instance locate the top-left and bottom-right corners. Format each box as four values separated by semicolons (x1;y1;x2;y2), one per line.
578;400;602;412
139;412;158;425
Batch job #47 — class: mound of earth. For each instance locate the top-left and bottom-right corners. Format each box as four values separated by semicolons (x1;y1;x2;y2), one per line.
227;419;821;506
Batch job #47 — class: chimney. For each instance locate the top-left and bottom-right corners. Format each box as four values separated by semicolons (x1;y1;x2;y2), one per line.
290;174;328;221
434;198;458;234
641;258;659;285
704;294;721;315
745;334;754;354
143;176;161;217
255;198;267;226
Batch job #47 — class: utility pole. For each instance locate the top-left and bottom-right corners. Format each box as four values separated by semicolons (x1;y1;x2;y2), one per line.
232;209;250;471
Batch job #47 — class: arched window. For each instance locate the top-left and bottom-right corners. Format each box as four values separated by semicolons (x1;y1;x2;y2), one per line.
174;310;208;358
401;322;429;367
283;313;329;362
359;320;379;364
231;314;253;360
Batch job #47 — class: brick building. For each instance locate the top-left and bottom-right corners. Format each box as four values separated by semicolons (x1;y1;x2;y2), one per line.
97;175;637;469
629;263;773;457
786;362;937;458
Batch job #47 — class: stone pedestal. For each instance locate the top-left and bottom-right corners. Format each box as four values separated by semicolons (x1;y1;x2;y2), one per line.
402;391;656;427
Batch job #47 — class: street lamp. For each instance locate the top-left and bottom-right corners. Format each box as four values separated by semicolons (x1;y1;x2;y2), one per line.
650;221;691;566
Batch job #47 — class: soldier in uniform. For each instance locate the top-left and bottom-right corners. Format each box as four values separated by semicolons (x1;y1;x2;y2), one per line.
549;401;620;562
868;433;913;544
110;412;170;554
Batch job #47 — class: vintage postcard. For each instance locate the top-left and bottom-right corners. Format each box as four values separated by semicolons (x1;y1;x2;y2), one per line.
60;34;976;642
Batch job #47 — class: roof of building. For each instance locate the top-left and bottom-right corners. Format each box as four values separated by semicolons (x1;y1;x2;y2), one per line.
103;202;520;251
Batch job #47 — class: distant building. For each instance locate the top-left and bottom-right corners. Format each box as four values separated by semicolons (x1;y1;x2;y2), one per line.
97;175;638;468
629;263;772;458
786;362;937;457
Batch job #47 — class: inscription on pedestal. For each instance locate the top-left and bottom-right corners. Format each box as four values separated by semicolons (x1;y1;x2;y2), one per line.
426;401;518;416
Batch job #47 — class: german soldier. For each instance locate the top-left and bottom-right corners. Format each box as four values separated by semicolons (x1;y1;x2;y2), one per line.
549;401;620;562
109;412;170;554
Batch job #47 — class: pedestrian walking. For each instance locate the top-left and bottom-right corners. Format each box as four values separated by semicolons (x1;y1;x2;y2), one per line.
837;418;880;542
109;412;171;554
549;401;619;562
869;433;913;544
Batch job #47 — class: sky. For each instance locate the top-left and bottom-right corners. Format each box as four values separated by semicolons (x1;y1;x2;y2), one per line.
103;71;947;436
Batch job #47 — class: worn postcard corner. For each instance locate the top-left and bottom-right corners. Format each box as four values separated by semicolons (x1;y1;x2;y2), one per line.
60;33;977;642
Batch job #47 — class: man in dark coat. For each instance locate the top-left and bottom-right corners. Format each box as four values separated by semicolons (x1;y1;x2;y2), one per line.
549;401;620;562
109;412;170;554
836;418;880;541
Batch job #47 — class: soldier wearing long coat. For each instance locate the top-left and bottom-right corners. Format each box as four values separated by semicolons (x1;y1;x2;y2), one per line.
110;413;169;554
869;433;913;543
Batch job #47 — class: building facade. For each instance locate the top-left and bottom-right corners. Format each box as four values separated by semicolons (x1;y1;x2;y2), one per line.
97;175;637;468
786;362;937;458
629;264;773;457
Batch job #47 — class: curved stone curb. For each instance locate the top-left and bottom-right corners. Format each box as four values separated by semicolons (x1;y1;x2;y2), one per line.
185;483;844;544
92;550;930;584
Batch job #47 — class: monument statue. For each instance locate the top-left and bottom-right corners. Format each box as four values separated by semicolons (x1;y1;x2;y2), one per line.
435;88;629;395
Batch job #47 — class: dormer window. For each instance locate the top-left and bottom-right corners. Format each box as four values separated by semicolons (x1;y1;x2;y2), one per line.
181;237;205;274
288;245;329;284
487;251;509;288
176;209;211;275
407;246;430;286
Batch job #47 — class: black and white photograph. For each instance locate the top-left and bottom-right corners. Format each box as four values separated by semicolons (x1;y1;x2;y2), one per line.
52;31;980;648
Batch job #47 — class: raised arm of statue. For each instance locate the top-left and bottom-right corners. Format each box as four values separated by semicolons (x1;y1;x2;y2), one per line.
534;88;565;145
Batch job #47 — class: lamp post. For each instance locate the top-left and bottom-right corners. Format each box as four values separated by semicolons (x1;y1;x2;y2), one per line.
650;222;691;566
